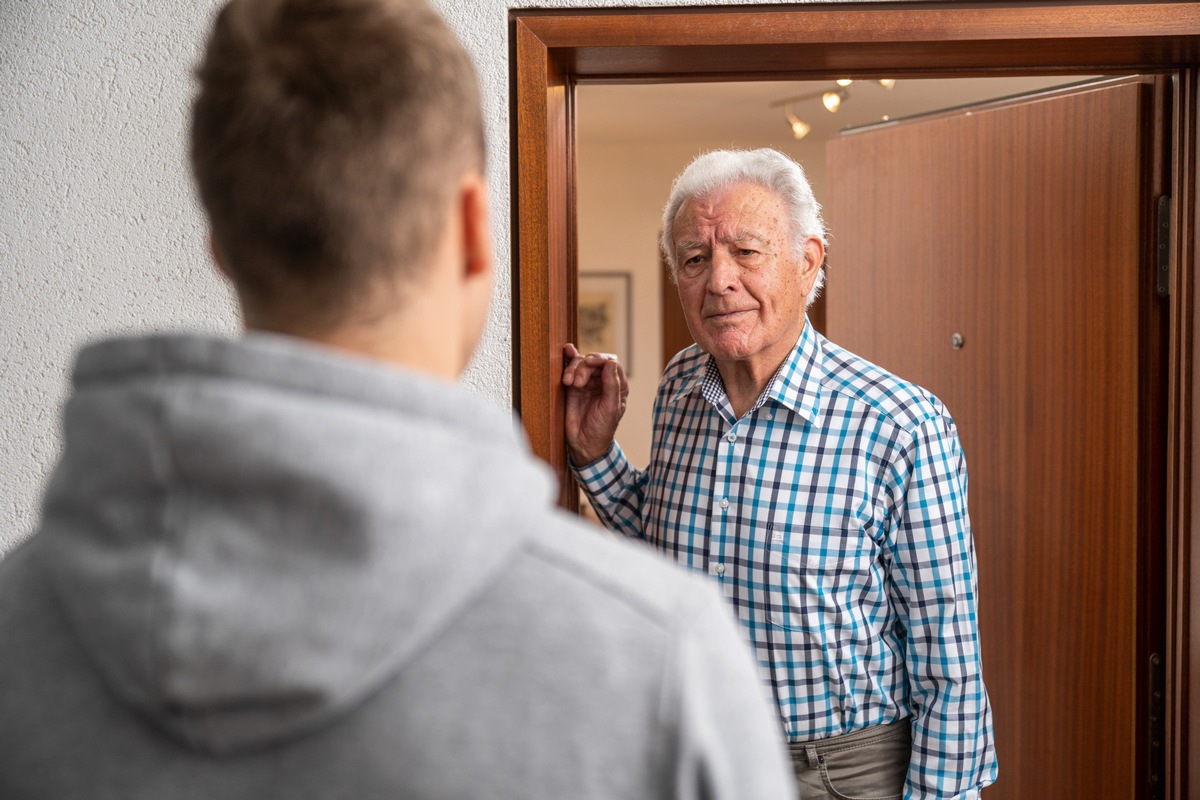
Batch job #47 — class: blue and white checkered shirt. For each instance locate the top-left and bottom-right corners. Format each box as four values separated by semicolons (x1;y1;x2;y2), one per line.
574;321;997;799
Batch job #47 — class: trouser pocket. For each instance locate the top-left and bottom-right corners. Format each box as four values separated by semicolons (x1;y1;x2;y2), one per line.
789;718;911;800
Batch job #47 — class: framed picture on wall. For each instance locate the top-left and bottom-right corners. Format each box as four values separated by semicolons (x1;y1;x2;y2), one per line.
578;272;631;376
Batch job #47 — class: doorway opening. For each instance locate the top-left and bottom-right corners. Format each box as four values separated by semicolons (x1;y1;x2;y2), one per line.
575;75;1096;467
511;5;1200;797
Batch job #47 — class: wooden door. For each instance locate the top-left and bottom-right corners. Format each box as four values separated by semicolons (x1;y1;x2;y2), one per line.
824;77;1168;798
660;255;693;372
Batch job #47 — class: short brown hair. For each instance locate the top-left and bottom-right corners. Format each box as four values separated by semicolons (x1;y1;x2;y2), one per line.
191;0;484;328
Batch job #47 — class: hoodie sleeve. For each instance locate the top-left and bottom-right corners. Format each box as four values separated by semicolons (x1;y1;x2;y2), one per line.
662;583;796;800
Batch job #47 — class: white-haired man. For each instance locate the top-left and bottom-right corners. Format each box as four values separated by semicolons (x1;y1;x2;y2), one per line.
564;148;997;799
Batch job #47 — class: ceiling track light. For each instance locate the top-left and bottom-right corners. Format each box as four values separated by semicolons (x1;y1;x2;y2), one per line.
822;89;846;113
769;79;899;138
784;105;811;140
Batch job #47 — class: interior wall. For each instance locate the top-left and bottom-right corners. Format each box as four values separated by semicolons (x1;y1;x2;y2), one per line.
1;0;233;557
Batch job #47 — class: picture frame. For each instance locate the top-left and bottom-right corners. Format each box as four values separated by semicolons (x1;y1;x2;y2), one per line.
577;272;632;376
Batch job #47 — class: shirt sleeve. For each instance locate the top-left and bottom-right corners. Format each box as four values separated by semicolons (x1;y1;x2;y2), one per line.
571;441;651;540
888;414;998;799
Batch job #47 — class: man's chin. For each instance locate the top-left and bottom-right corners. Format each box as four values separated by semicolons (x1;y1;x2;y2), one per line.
698;337;755;363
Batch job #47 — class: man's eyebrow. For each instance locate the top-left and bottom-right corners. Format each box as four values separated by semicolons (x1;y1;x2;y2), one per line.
677;231;768;251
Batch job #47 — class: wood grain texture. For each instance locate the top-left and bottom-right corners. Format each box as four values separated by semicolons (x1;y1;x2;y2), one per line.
518;4;1200;77
1166;68;1199;800
518;5;1200;47
825;77;1157;799
659;258;693;372
513;21;576;506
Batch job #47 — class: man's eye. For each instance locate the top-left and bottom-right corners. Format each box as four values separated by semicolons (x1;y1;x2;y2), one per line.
738;249;757;257
685;255;704;265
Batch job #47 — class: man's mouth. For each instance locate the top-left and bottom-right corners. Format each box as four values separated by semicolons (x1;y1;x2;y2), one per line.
705;308;755;320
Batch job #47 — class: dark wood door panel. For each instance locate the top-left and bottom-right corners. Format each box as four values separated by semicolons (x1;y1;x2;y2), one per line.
825;78;1156;798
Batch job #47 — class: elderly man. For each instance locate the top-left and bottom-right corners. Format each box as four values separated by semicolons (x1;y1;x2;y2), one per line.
0;5;796;798
564;148;997;799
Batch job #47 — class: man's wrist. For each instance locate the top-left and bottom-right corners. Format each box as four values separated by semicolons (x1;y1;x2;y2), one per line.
568;441;613;469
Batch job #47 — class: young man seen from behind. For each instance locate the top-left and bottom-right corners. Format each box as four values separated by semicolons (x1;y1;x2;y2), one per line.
0;2;795;797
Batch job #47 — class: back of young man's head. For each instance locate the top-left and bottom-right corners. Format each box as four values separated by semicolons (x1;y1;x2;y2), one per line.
191;0;485;332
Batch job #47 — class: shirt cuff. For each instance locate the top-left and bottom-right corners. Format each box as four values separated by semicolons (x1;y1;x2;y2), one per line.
571;441;626;488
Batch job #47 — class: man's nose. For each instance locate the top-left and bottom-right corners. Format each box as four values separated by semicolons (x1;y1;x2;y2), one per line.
707;250;740;293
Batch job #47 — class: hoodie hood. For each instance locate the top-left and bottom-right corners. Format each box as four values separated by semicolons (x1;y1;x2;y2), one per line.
38;333;556;753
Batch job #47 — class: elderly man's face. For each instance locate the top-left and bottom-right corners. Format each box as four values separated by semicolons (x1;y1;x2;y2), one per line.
672;181;821;374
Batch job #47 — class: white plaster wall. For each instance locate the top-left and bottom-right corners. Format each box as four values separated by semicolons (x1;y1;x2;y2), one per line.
0;0;893;557
2;0;236;556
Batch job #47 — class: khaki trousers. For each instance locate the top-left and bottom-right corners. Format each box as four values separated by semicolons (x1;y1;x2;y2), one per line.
787;718;911;800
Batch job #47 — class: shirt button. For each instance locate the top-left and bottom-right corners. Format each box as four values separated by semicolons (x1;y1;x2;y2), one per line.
719;498;729;509
715;563;726;575
726;432;736;443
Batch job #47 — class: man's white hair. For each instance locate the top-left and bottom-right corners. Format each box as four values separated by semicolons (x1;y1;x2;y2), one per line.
659;148;827;306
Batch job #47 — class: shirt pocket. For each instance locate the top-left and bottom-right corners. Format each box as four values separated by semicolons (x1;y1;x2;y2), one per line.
765;524;874;634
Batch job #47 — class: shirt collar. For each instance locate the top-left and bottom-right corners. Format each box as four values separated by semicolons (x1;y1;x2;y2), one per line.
669;354;707;404
767;320;824;423
668;319;824;424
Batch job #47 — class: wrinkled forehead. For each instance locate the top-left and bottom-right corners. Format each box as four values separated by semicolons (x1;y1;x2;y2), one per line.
671;181;788;244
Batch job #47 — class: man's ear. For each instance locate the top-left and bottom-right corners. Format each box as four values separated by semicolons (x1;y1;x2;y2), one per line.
455;172;495;373
799;236;825;295
460;173;493;282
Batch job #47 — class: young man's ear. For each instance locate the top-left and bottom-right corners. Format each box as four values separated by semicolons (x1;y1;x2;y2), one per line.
460;173;493;282
455;172;495;374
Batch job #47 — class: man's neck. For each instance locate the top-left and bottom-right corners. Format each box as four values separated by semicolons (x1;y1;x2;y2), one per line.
244;297;465;384
716;355;784;419
305;318;462;383
714;328;805;419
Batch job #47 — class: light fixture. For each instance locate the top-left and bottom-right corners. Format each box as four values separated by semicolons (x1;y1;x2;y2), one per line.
769;80;898;138
784;105;811;140
821;90;845;113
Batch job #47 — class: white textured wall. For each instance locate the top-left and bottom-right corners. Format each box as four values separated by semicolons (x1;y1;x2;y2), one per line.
2;0;236;556
0;0;887;557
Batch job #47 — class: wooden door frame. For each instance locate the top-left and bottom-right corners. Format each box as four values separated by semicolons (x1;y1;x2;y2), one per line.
510;3;1200;796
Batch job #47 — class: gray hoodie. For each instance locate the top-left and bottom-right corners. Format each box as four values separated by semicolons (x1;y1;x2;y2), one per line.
0;333;794;799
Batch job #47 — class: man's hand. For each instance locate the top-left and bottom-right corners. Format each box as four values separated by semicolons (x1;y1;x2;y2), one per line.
562;342;628;466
